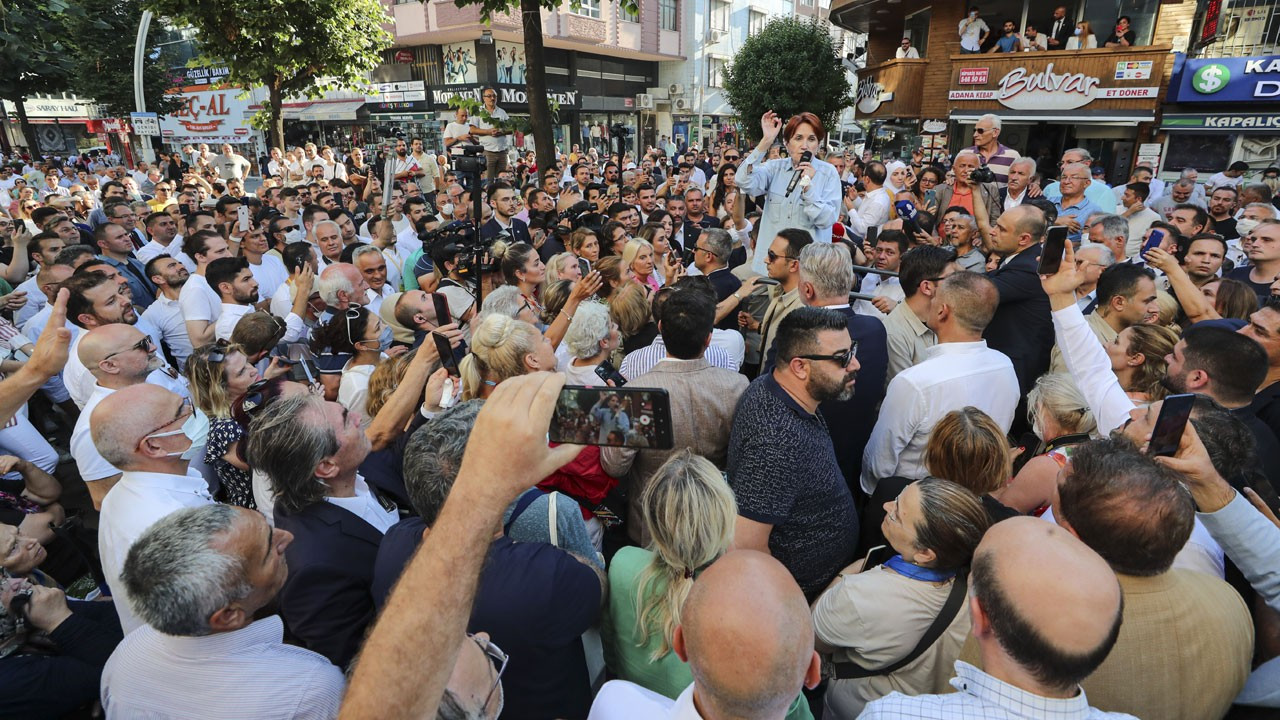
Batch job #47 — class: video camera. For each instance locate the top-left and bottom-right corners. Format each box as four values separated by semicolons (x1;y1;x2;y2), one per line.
423;219;500;277
453;144;486;176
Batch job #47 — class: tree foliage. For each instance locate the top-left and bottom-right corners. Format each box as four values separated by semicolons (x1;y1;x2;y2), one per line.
0;0;86;151
142;0;393;148
722;17;853;143
65;0;183;118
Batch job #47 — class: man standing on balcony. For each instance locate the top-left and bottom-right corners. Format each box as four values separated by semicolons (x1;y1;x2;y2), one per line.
896;37;920;58
958;7;990;53
469;87;511;183
966;114;1020;187
1046;6;1071;50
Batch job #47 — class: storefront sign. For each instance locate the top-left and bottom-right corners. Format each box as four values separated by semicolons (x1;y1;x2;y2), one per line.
3;97;91;118
174;66;232;91
1168;54;1280;103
856;78;890;114
1161;113;1280;132
160;88;253;141
948;62;1157;110
957;68;989;85
921;119;948;133
130;112;160;136
394;50;415;64
429;86;580;109
1114;61;1152;80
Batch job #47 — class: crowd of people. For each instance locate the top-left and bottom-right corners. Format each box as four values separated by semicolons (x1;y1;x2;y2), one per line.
0;102;1279;720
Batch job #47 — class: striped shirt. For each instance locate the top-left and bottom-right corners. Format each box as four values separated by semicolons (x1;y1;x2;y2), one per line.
101;615;345;719
618;334;736;380
966;143;1021;187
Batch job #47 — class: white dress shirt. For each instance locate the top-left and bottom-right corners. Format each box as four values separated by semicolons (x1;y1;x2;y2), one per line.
214;303;253;341
323;474;396;533
21;304;79;345
178;273;221;328
247;254;289;301
64;318;188;409
861;340;1018;494
135;240;196;273
101;615;345;719
70;384;120;483
100;468;215;633
588;680;706;719
140;294;194;371
853;273;904;318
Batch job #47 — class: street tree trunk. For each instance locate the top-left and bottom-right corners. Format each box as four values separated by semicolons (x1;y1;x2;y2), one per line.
521;0;555;174
268;83;285;150
13;99;39;156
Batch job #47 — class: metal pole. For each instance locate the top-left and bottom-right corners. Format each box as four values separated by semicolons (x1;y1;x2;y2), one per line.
134;10;156;163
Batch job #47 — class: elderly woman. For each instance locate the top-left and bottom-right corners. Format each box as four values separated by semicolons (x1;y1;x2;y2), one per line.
603;450;814;719
995;373;1099;515
562;302;621;386
738;111;841;275
814;478;989;717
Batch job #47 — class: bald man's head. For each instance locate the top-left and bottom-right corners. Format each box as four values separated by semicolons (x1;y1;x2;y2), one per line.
971;516;1123;694
77;324;156;384
677;551;819;717
91;384;189;470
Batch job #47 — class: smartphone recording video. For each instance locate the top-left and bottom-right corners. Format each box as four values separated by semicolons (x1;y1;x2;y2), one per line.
549;387;673;449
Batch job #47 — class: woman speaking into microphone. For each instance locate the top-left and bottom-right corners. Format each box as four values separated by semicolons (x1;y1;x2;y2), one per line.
738;110;842;275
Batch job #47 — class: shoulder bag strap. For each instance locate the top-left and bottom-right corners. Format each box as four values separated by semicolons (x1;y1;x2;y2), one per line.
503;488;545;535
832;566;969;680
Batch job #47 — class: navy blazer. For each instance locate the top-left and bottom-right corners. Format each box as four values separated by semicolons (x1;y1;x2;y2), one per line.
984;244;1053;396
274;500;385;668
480;217;532;246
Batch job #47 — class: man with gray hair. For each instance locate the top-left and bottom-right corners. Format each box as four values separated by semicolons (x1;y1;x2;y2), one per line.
691;227;741;324
245;392;397;668
101;504;346;718
315;262;370;318
795;242;888;489
862;271;1017;496
1002;157;1036;212
965;113;1020;187
1086;213;1131;266
1043;148;1119;214
1150;179;1201;221
93;383;215;634
373;400;605;719
1072;243;1116;313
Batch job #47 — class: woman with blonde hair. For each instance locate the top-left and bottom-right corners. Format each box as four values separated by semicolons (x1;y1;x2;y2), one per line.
546;251;583;283
458;313;557;400
924;406;1015;522
1105;323;1180;403
995;373;1098;514
186;341;263;508
623;238;661;292
570;227;601;267
1066;19;1098;49
594;255;634;302
611;282;658;353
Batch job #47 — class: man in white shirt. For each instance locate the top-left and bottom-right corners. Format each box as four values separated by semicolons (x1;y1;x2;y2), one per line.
1206;161;1249;191
135;210;196;272
589;551;820;720
1003;158;1035;213
14;232;65;327
895;37;920;58
93;383;215;634
958;8;990;53
856;162;893;231
101;504;346;719
141;255;195;370
470;87;511;182
239;226;288;301
212;144;253;181
178;230;232;348
410;137;443;199
209;257;260;342
861;271;1018;495
1118;182;1161;255
853;230;907;317
70;324;163;509
443;107;475;152
352;246;395;314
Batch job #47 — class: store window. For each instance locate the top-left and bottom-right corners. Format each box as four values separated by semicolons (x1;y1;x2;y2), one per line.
659;0;677;30
707;57;725;88
575;0;602;19
1163;134;1236;173
749;10;766;36
904;7;930;56
711;0;730;31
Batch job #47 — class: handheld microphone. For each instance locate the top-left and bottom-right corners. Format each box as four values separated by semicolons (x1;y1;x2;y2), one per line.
785;151;813;197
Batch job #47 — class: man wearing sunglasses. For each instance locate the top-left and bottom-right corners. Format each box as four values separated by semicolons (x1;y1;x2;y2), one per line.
862;272;1017;500
741;229;812;375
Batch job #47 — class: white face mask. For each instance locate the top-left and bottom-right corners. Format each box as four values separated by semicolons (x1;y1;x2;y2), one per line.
1074;27;1083;35
1237;218;1260;237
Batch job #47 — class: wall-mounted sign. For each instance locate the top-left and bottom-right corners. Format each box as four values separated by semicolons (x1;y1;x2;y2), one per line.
958;68;989;85
160;88;253;142
130;112;160;136
856;77;890;114
2;98;91;118
1168;54;1280;103
948;63;1157;109
1115;60;1153;80
921;119;948;133
442;42;478;85
394;50;415;64
495;41;528;85
1161;113;1280;132
430;86;581;110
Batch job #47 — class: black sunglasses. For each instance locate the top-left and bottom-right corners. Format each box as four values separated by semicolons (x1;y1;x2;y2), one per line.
797;342;858;367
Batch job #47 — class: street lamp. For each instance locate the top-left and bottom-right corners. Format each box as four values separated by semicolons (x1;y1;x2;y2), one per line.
134;10;156;162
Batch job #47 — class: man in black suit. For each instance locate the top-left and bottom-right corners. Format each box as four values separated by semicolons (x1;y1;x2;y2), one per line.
692;228;742;330
1045;5;1072;51
479;180;532;248
667;195;697;257
246;393;400;669
984;203;1053;410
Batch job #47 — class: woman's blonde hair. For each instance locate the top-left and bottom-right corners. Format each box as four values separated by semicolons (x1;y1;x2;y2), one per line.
621;238;653;275
185;342;247;418
924;406;1011;495
570;227;598;256
609;282;652;338
540;279;573;326
594;256;626;301
1027;372;1097;439
458;313;543;399
1123;324;1181;401
365;349;415;418
545;252;579;283
633;450;737;661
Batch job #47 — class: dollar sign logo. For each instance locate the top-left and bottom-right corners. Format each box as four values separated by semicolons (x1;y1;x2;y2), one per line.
1192;64;1230;94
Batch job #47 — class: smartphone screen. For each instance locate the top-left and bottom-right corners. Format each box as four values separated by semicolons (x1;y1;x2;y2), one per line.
1147;393;1196;457
593;360;627;387
1141;228;1166;256
549;386;674;449
432;293;451;326
432;332;459;377
864;225;878;247
237;205;250;233
1038;225;1069;275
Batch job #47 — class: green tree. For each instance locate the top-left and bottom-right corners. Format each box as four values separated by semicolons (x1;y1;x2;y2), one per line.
454;0;634;175
722;17;853;143
142;0;393;149
65;0;183;119
0;0;83;153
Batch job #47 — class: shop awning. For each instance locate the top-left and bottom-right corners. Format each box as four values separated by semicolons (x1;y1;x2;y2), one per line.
281;104;309;120
950;110;1155;126
297;101;365;122
1161;113;1280;133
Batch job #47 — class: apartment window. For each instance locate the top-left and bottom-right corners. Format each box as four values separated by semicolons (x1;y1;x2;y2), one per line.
707;56;725;87
574;0;601;19
749;10;766;36
659;0;677;30
711;0;730;31
799;0;813;7
620;0;638;22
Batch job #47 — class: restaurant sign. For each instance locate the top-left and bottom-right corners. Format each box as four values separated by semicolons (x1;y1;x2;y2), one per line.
950;62;1157;110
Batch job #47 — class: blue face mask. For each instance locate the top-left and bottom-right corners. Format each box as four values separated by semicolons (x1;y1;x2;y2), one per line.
147;407;209;461
376;324;394;352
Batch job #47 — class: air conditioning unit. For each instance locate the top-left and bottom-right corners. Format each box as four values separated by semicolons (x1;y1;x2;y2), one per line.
636;93;655;110
668;83;685;96
710;29;728;43
674;97;692;111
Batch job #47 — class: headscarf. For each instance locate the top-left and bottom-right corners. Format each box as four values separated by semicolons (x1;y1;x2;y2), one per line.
884;161;908;194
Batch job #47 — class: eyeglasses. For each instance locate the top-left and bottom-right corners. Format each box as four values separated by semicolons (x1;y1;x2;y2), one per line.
469;634;508;709
766;250;797;263
694;245;718;257
724;155;740;161
102;335;154;361
797;343;858;367
972;128;990;134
